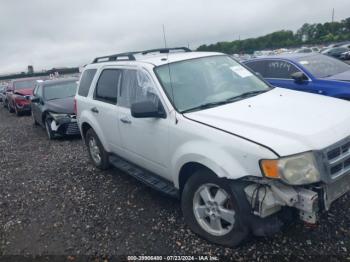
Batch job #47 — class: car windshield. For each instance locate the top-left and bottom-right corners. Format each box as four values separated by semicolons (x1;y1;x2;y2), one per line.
297;54;350;78
14;80;37;90
155;55;271;113
44;81;77;101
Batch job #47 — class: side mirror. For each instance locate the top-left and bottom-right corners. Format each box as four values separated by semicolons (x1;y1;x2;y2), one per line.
291;72;308;83
31;97;40;103
131;99;166;119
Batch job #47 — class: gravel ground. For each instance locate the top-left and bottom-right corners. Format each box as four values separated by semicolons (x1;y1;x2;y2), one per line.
0;106;350;260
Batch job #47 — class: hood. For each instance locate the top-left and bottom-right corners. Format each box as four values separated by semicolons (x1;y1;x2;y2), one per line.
45;97;75;114
14;88;33;96
184;88;350;156
323;70;350;82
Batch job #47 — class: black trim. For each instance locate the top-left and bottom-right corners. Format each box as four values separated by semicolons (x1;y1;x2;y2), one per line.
182;114;280;157
109;154;179;198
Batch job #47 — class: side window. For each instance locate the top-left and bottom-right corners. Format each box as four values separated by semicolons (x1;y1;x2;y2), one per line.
118;69;159;108
265;60;300;79
245;61;268;77
36;86;43;97
78;69;97;97
94;69;121;104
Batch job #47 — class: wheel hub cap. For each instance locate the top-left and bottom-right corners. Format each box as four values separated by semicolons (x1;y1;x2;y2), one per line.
193;183;235;236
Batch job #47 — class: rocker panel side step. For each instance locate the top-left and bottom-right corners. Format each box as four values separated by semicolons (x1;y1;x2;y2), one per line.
109;155;179;198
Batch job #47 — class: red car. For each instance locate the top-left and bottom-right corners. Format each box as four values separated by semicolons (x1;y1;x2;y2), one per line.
5;78;42;116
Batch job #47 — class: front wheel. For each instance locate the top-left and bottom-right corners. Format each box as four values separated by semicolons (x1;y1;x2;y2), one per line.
181;170;249;247
85;129;110;170
45;118;55;140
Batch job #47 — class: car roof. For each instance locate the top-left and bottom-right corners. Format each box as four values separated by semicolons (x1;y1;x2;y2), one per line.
85;51;224;69
245;52;321;63
11;77;43;83
41;77;78;87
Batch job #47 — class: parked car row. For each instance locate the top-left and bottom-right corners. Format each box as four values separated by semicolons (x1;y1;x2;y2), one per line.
3;47;350;247
0;77;80;140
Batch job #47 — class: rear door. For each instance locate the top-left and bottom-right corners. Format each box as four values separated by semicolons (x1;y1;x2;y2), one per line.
90;68;122;152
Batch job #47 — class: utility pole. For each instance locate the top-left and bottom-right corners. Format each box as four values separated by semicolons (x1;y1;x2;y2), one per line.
332;8;334;23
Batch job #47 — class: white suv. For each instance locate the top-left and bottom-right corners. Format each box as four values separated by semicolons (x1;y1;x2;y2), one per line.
76;47;350;246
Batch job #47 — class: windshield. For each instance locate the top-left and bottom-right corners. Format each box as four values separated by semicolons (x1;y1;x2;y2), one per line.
44;81;77;101
14;80;37;90
297;54;350;78
155;55;270;113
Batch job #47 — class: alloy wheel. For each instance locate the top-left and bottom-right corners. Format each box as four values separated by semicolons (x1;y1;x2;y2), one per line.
193;183;235;236
88;137;102;165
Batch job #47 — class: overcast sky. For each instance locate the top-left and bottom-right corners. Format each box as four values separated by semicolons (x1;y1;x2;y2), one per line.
0;0;349;74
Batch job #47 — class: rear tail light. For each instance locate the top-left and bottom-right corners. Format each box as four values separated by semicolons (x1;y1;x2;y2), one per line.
74;97;77;115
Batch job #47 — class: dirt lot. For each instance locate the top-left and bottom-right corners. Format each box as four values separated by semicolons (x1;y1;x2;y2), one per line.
0;105;350;260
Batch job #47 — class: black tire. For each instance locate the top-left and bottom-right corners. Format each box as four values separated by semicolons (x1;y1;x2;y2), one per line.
181;169;250;247
85;128;110;170
14;106;21;116
32;111;39;126
45;117;55;140
8;102;14;113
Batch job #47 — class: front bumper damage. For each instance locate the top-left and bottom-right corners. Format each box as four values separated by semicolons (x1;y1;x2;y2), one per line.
245;174;350;224
50;115;80;136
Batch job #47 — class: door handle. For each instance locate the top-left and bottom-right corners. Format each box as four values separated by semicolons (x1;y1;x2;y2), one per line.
120;117;131;124
91;107;99;113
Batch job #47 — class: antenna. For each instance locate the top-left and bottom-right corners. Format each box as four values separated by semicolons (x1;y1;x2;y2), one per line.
331;8;335;23
162;24;167;48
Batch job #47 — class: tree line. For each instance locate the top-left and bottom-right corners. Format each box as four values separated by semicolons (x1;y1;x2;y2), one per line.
197;17;350;54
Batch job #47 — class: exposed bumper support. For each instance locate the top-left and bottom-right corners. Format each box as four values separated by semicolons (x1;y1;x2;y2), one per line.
245;181;320;224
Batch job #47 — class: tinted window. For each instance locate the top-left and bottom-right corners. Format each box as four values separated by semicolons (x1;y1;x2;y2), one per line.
265;60;300;79
118;69;159;108
44;81;77;101
78;69;97;97
296;55;350;78
94;69;121;104
245;61;268;77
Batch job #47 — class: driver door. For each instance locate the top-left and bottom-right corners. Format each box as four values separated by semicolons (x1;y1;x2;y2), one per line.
116;68;170;177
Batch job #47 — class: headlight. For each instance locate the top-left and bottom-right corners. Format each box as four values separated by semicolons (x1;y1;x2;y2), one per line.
49;112;70;120
260;152;320;185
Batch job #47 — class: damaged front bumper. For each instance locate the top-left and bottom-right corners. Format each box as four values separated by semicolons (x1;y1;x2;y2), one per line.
50;115;80;136
245;173;350;224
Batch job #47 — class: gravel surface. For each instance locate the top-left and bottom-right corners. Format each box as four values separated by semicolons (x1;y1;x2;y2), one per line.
0;106;350;260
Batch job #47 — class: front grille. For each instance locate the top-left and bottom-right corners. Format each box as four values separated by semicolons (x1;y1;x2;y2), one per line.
323;136;350;179
60;122;80;135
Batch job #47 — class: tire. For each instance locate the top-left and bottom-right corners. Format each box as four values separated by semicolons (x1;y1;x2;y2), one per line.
45;117;55;140
85;128;110;170
8;102;14;113
14;106;21;116
32;111;39;126
181;169;249;247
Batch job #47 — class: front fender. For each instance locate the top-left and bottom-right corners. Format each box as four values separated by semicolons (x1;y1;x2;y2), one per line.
172;140;256;188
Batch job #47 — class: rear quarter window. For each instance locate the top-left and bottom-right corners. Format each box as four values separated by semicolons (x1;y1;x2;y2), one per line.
78;69;97;97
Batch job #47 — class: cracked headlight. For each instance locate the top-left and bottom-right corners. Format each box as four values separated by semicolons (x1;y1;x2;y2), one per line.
260;152;321;185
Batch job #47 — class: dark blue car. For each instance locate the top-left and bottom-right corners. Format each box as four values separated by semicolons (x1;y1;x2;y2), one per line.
244;53;350;100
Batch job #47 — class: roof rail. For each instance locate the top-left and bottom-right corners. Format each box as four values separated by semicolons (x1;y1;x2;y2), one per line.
141;47;191;55
92;47;191;64
92;52;138;63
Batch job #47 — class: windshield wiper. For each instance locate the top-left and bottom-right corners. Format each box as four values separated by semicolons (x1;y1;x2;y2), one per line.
181;90;269;114
225;90;268;102
181;101;229;113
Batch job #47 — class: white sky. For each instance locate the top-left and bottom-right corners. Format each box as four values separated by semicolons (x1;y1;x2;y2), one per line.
0;0;349;74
